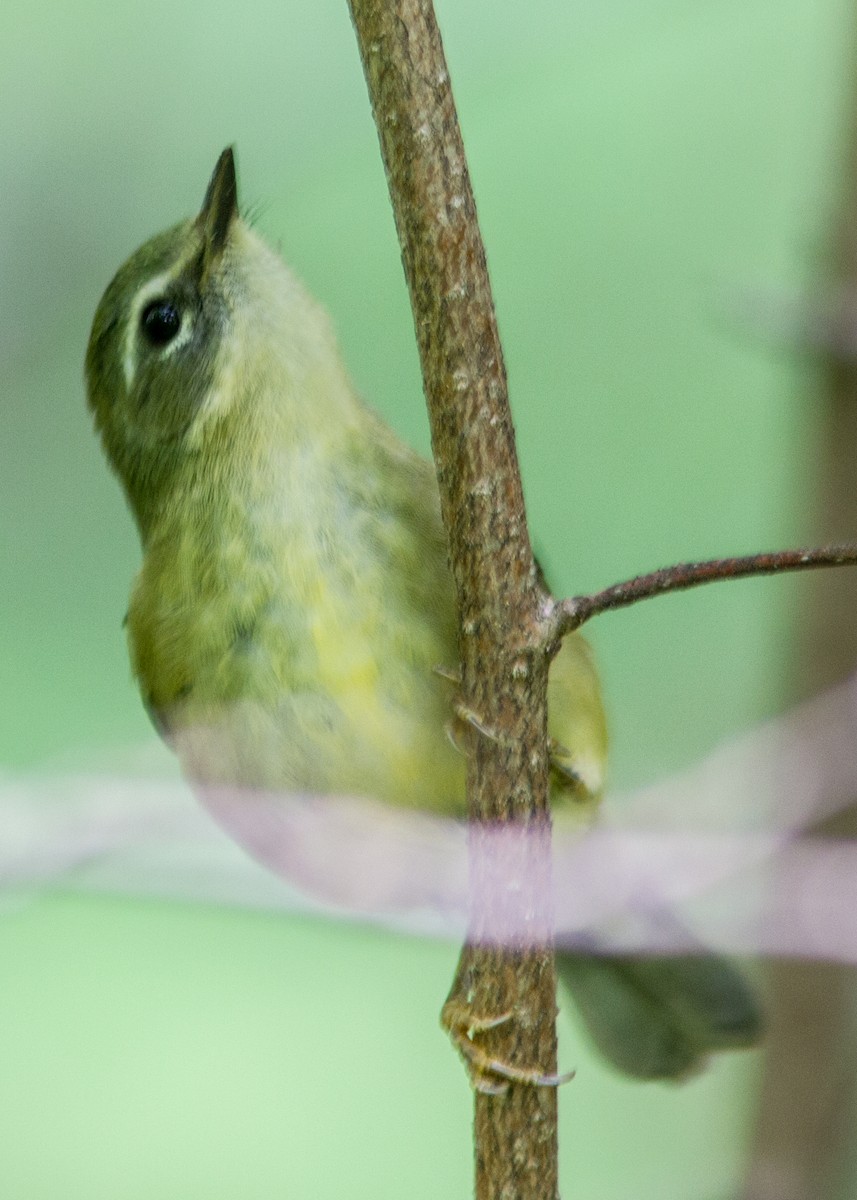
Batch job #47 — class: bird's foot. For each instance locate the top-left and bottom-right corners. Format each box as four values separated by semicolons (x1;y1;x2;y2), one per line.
442;997;574;1093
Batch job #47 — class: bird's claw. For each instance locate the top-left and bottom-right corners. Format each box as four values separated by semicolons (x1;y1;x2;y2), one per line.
441;997;575;1094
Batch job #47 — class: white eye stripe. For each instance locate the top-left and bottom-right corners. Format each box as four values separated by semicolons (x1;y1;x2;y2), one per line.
124;271;171;389
123;269;195;388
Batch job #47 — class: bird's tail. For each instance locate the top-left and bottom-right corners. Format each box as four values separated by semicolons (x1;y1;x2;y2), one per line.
557;943;763;1081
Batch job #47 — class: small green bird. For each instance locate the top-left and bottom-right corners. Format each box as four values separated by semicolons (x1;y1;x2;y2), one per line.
86;148;761;1080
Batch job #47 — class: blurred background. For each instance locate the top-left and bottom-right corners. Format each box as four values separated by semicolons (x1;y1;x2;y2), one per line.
2;0;857;1196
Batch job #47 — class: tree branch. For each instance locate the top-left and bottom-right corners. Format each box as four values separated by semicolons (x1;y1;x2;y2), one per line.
346;2;561;1198
555;544;857;634
742;23;857;1196
345;5;857;1198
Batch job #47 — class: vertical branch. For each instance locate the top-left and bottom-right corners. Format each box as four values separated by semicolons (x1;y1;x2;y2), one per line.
742;30;857;1200
346;2;560;1198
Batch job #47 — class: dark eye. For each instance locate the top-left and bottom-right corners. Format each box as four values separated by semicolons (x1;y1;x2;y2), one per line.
140;299;182;346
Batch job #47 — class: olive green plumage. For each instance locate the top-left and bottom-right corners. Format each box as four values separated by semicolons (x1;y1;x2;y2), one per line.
86;148;760;1079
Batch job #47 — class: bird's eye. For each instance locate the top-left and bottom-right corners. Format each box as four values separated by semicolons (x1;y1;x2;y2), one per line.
140;299;182;347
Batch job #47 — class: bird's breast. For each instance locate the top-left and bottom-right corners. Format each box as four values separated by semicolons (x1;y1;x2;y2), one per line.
127;511;466;813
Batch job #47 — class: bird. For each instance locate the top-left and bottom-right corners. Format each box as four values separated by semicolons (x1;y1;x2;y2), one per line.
85;147;761;1081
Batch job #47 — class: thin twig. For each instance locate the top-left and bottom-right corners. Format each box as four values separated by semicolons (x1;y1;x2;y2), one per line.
555;544;857;634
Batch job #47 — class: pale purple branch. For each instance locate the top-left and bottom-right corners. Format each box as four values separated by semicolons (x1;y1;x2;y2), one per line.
5;675;857;961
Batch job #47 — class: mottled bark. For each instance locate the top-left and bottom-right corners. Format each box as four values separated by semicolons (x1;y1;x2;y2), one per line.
346;2;560;1198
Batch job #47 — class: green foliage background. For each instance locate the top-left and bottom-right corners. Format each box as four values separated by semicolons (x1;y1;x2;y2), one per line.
1;0;852;1195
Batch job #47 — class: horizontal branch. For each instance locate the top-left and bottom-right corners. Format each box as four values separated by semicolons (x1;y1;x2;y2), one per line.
555;544;857;634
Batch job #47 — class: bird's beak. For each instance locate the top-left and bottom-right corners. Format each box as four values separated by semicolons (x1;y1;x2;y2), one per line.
197;147;238;273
